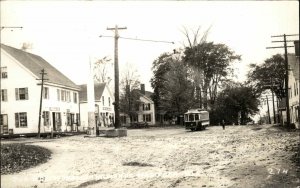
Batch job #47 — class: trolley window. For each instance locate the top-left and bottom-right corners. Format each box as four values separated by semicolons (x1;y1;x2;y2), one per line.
195;114;199;120
184;114;188;121
189;114;194;121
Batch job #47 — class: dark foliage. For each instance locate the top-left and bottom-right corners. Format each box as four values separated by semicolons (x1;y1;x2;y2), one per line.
151;52;194;118
1;143;51;174
210;82;260;125
248;54;285;99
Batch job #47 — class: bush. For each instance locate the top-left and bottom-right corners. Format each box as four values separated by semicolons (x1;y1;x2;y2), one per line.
1;143;51;174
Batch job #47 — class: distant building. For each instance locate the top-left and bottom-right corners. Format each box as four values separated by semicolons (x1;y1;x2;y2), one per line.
0;44;80;135
120;84;156;126
79;83;115;129
256;92;278;125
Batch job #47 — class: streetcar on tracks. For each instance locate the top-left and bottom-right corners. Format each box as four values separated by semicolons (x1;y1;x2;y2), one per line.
184;109;209;131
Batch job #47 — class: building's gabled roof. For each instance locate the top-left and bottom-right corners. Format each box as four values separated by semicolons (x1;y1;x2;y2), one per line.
1;43;79;90
132;89;154;102
79;83;110;102
288;54;299;81
144;90;154;99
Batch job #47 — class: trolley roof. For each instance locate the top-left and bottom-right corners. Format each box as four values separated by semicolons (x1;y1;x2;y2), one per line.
184;109;208;114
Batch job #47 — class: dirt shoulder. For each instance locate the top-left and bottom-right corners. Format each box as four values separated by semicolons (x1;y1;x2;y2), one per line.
1;125;299;188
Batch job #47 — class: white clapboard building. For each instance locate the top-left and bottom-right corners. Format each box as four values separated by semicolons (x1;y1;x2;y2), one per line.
79;83;115;129
120;84;156;126
0;44;80;135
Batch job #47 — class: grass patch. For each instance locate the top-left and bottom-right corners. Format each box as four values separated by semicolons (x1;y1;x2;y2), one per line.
1;143;51;175
122;161;154;167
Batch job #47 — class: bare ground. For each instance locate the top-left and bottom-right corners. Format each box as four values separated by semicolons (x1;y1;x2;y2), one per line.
1;124;300;188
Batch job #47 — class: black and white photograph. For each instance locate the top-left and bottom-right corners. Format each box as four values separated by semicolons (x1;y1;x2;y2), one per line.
0;1;299;187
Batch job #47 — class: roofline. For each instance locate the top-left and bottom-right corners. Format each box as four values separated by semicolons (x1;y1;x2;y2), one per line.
79;100;101;104
140;95;154;103
1;48;39;80
1;45;79;89
104;84;115;101
43;81;80;91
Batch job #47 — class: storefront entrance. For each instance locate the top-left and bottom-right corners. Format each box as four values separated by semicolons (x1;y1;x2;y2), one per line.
52;112;61;131
0;114;8;134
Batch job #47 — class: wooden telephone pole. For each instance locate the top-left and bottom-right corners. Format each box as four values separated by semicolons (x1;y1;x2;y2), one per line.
37;69;48;138
107;25;127;129
102;26;174;129
267;34;299;127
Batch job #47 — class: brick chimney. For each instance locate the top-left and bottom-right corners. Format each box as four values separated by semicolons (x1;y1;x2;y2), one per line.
140;84;145;95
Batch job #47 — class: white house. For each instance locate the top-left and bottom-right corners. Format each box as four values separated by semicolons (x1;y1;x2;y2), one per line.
120;84;156;126
0;44;80;135
287;53;300;128
79;83;115;129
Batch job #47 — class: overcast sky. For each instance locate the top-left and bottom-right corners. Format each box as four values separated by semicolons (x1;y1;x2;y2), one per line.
1;1;299;91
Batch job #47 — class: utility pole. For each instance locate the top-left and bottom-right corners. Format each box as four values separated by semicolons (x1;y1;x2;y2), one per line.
37;69;48;138
269;77;277;124
271;89;276;124
267;34;299;127
100;28;174;128
266;96;271;124
107;25;127;129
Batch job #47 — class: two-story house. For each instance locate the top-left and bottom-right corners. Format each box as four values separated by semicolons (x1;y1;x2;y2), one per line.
0;44;80;135
79;83;115;129
120;84;156;126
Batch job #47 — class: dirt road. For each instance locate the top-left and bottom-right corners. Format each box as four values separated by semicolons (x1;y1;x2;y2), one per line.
1;124;300;188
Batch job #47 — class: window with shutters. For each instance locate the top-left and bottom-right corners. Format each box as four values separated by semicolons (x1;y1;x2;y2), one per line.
67;113;71;126
15;88;29;100
15;112;27;127
143;114;151;122
61;90;66;101
66;91;71;102
1;89;8;101
43;87;49;99
73;92;77;103
43;111;50;126
143;103;151;111
57;89;60;101
1;67;7;79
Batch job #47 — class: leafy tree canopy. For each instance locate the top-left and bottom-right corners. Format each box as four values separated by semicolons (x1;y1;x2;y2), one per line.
247;54;285;99
183;42;241;108
211;81;260;125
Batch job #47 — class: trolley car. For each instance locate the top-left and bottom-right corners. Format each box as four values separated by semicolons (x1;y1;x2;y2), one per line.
184;109;209;131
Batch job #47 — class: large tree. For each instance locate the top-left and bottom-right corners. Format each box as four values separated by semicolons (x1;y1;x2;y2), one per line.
151;51;194;119
247;54;285;99
183;42;241;109
119;63;141;120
